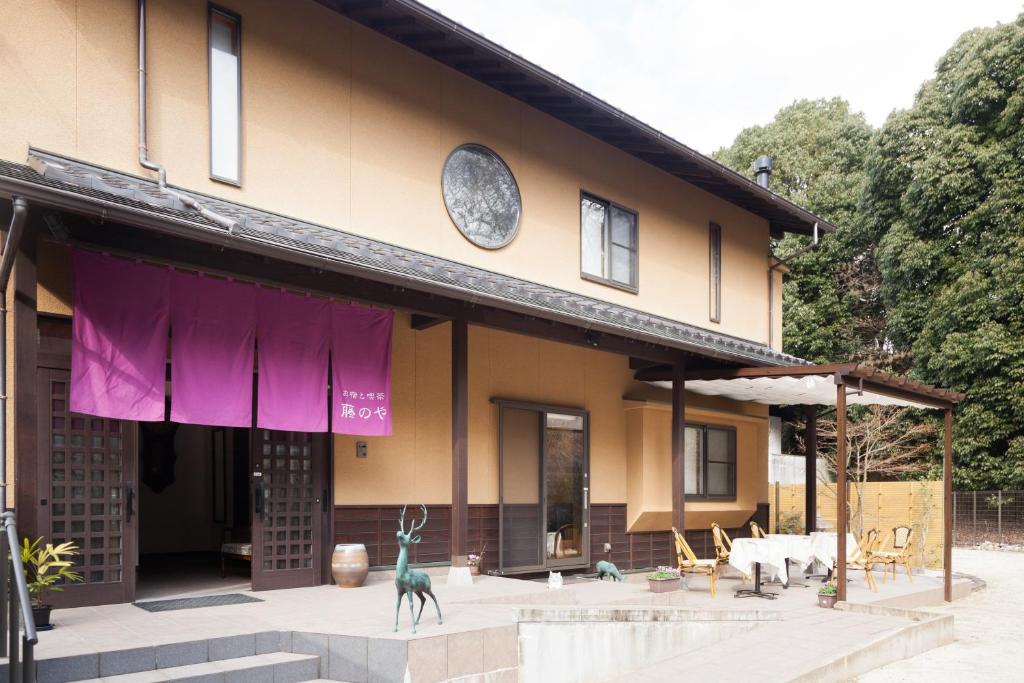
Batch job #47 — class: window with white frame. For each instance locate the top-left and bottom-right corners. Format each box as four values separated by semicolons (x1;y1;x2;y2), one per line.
581;192;638;291
209;6;241;184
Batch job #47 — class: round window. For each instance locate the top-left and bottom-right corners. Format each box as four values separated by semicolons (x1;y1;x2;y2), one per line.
442;144;522;249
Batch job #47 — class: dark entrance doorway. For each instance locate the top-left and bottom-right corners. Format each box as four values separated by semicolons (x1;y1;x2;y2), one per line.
136;424;252;601
34;317;334;605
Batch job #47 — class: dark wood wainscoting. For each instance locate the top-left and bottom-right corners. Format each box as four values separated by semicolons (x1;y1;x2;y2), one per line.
334;505;451;567
588;504;769;572
334;502;769;573
468;504;499;574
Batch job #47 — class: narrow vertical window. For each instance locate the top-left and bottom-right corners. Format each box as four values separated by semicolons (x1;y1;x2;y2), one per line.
209;7;241;184
709;222;722;323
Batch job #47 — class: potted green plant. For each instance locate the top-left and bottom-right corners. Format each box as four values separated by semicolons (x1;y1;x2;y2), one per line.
646;566;682;593
21;537;83;629
817;583;838;608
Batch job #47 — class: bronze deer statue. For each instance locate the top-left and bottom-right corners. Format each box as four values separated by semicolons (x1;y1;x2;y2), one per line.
394;504;443;632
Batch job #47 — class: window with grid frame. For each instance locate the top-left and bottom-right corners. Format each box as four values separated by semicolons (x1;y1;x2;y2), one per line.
684;424;736;499
580;192;638;291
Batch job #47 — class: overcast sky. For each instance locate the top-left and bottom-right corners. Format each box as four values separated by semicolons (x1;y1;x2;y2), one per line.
423;0;1022;154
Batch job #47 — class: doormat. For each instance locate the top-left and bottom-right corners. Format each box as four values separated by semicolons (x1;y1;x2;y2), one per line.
133;593;264;612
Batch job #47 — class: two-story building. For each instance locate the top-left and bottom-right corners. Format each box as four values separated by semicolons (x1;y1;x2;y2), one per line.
0;0;956;609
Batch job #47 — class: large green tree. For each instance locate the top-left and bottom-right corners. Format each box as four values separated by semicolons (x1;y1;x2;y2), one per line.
866;16;1024;488
714;99;884;366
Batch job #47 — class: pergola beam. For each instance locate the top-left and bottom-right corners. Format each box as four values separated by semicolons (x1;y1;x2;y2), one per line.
684;363;964;407
944;408;953;602
835;378;848;602
804;406;817;534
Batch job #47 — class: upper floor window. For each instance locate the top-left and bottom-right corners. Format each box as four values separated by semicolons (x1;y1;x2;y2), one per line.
709;222;722;323
209;6;241;185
581;193;638;291
684;424;736;499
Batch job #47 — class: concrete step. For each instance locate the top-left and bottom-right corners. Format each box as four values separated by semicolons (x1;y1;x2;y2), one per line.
35;631;292;682
73;651;320;682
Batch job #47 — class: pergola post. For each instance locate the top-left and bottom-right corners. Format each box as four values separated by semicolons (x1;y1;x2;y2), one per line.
450;319;469;566
671;355;687;534
804;406;817;533
835;376;848;601
944;407;953;602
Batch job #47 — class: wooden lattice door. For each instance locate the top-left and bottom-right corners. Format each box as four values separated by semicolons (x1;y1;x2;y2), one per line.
37;368;138;606
251;429;326;590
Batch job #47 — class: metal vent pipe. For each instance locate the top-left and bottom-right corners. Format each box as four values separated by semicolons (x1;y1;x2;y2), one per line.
754;155;773;189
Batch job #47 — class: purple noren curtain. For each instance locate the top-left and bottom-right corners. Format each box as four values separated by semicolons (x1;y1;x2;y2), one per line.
70;249;170;421
256;289;329;432
331;304;394;436
170;272;256;427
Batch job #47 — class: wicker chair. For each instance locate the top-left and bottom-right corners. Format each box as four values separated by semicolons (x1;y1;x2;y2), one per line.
849;529;880;591
749;520;767;538
871;525;915;583
710;523;732;564
672;527;719;597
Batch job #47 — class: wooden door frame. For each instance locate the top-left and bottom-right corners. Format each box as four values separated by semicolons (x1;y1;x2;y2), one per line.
35;364;139;607
250;430;330;591
494;399;591;575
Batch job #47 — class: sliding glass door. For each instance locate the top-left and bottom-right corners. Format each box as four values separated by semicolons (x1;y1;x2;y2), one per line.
497;401;589;574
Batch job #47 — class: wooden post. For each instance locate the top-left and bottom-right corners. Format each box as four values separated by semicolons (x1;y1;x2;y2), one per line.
944;407;953;602
13;231;37;535
835;376;848;601
804;405;817;533
671;355;686;534
450;320;469;566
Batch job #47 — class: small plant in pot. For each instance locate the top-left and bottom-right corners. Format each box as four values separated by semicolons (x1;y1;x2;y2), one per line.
817;582;838;609
646;566;682;593
467;541;487;576
21;537;83;630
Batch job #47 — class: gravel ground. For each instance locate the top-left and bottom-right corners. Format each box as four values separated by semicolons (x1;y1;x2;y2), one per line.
858;548;1024;682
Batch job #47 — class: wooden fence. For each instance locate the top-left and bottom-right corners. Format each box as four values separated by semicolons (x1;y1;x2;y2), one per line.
768;480;944;568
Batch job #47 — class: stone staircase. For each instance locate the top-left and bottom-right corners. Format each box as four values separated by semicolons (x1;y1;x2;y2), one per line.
29;631;331;683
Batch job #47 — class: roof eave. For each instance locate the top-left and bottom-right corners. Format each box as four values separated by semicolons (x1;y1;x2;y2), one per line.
318;0;837;237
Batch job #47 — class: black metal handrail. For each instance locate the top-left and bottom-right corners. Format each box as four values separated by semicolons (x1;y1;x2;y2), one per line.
1;510;36;682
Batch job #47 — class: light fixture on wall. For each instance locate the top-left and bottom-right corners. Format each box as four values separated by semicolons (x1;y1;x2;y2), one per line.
585;331;600;348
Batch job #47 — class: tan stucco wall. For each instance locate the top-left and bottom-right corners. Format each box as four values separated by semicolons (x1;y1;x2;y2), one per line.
623;400;769;532
334;316;769;532
2;0;773;345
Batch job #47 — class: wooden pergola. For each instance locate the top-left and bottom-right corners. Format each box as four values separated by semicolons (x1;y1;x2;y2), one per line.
677;363;965;602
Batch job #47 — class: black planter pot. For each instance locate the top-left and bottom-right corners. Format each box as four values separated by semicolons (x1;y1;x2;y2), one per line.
32;605;52;629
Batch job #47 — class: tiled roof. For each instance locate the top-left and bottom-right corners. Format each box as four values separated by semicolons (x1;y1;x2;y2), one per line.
0;149;809;367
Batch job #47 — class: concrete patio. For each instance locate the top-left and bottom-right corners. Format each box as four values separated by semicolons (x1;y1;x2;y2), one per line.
7;562;971;683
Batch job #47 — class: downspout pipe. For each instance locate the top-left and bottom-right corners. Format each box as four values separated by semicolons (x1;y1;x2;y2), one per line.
137;0;238;234
0;197;28;511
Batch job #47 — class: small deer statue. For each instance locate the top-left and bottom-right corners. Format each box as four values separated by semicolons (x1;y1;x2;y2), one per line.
394;504;443;633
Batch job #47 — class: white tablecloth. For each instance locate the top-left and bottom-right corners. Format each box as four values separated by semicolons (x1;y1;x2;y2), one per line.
808;532;860;566
765;534;815;569
729;533;860;584
729;537;792;583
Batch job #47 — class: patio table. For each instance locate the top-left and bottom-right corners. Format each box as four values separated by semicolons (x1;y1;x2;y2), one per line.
729;537;789;599
764;533;816;587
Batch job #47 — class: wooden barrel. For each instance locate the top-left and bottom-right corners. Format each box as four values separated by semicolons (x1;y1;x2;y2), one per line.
331;543;369;588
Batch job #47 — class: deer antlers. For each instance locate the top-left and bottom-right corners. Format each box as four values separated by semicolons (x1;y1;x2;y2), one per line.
398;504;428;535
